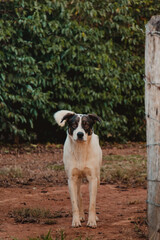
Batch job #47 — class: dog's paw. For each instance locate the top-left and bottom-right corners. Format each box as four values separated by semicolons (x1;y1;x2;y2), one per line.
72;217;82;228
87;218;97;228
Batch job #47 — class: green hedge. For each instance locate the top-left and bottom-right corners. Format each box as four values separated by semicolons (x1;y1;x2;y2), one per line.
0;0;160;143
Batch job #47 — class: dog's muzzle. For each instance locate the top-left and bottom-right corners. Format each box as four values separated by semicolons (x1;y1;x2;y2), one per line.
77;132;84;140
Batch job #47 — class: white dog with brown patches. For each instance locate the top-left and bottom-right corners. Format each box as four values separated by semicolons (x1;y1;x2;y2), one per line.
54;110;102;228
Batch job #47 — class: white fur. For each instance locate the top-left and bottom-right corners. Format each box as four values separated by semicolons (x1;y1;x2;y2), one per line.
54;110;102;228
72;115;87;141
54;110;75;127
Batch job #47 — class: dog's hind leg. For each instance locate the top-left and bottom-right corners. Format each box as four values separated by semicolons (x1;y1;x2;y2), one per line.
77;179;85;222
68;178;81;227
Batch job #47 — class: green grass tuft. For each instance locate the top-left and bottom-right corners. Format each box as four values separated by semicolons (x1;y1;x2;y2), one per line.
10;208;57;224
101;155;147;186
12;229;91;240
0;166;23;178
47;164;64;171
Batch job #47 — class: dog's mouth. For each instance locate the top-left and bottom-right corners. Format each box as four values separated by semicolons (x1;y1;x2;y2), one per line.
76;139;86;142
75;137;87;142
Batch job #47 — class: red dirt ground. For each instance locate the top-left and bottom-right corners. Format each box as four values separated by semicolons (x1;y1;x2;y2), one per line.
0;143;148;240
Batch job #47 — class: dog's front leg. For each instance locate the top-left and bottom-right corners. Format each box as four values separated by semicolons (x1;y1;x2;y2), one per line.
77;179;85;222
87;177;98;228
68;178;81;227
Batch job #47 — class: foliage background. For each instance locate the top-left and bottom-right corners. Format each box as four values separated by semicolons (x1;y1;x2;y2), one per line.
0;0;160;143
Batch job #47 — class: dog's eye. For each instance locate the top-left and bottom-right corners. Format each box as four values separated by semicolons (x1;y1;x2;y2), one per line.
72;123;77;129
83;122;89;129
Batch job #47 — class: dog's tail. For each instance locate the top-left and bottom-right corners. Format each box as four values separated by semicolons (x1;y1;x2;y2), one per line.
54;110;75;127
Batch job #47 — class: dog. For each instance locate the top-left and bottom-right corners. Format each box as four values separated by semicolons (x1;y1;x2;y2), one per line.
54;110;102;228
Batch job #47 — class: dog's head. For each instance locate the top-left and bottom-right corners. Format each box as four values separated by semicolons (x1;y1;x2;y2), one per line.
54;110;101;142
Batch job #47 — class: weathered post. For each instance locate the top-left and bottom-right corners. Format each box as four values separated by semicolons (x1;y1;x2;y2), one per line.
145;15;160;240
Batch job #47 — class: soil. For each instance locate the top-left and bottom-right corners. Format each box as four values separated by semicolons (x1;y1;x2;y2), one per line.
0;143;148;240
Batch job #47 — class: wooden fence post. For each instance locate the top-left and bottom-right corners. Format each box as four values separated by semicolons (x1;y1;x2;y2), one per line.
145;15;160;240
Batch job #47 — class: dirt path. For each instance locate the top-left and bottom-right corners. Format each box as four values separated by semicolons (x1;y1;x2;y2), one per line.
0;184;147;240
0;143;147;239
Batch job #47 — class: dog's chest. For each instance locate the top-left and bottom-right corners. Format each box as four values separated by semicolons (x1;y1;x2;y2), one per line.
63;134;101;176
72;146;88;170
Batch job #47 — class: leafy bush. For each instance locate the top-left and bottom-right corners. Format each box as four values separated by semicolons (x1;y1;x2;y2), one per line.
0;0;160;143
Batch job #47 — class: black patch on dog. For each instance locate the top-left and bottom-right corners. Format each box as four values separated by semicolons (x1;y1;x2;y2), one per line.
61;113;75;123
81;115;94;135
68;115;80;136
82;114;101;135
87;114;101;123
61;113;101;136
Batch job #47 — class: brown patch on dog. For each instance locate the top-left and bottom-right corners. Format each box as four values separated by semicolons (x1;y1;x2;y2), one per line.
72;167;91;179
72;168;80;177
83;167;91;177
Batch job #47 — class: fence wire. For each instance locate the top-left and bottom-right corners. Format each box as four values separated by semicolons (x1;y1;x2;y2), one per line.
147;30;160;36
144;75;160;87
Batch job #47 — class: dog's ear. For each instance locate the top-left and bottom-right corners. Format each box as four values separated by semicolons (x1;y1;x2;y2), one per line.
88;114;101;123
54;110;75;127
61;113;75;124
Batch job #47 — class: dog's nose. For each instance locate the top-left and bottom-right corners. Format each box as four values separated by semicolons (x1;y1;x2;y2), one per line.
77;132;84;139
